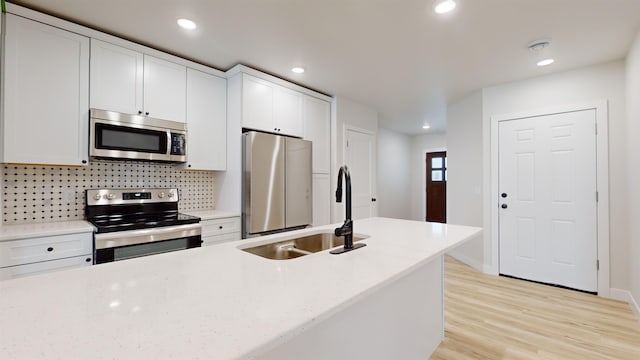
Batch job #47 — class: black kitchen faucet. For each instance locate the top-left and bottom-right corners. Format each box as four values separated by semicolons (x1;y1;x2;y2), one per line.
331;165;366;254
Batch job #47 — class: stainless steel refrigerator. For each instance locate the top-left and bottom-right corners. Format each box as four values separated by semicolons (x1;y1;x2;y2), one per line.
242;131;312;238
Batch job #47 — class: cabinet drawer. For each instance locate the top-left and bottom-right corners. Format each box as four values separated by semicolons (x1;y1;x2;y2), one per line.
0;255;93;281
202;232;241;247
201;217;241;237
0;233;93;267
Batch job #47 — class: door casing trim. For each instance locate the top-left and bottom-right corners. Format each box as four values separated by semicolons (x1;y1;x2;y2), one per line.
342;125;377;220
490;100;610;297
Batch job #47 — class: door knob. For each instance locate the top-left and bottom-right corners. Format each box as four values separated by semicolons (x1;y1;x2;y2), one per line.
501;204;508;209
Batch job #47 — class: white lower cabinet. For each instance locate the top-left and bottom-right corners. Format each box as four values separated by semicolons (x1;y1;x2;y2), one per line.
202;232;241;247
0;232;93;280
312;174;331;226
201;217;241;246
0;256;92;280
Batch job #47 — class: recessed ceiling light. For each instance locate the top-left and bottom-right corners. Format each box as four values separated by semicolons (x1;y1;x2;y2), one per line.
434;0;456;14
291;67;305;74
177;18;197;30
537;58;555;67
422;124;431;129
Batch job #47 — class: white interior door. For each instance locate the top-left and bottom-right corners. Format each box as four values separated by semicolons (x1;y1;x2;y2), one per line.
499;109;597;292
345;129;375;220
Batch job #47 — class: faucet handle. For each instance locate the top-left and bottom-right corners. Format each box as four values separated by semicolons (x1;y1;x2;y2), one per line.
334;219;353;237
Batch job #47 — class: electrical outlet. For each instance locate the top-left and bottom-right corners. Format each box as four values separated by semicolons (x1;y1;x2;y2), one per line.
63;189;76;204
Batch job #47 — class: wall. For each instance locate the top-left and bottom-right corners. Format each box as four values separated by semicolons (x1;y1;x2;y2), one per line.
626;30;640;314
446;90;485;270
1;161;215;224
377;128;411;219
409;133;446;221
482;61;627;290
331;96;378;222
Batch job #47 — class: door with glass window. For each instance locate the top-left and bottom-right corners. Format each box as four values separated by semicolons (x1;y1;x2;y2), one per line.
426;151;447;223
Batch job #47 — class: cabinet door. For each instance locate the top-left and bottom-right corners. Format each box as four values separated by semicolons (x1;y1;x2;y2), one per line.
90;39;143;115
303;96;331;173
0;256;92;281
185;69;227;170
143;55;187;122
202;233;241;247
312;173;331;226
274;87;303;137
201;217;241;237
2;14;89;166
0;232;93;267
242;74;274;131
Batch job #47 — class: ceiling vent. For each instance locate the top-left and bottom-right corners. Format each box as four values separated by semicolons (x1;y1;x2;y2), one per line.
528;39;551;52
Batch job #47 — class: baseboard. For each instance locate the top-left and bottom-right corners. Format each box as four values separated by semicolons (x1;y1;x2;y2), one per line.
447;250;485;273
483;264;496;275
610;288;640;321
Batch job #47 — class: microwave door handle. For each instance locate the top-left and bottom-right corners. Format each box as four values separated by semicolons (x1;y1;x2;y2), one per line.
166;131;172;155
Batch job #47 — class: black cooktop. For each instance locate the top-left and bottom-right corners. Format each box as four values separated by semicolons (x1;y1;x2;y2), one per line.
88;212;200;233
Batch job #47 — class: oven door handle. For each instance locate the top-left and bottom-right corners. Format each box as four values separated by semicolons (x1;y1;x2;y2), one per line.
94;223;202;250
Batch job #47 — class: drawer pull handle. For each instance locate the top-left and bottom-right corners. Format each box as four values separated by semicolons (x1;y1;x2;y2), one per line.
47;247;54;252
85;258;92;263
219;226;223;229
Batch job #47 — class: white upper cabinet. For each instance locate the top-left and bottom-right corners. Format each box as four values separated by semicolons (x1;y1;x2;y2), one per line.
184;68;227;171
274;87;303;137
90;39;143;115
242;75;274;131
241;74;303;137
143;55;187;122
2;14;89;166
89;41;187;122
303;96;331;174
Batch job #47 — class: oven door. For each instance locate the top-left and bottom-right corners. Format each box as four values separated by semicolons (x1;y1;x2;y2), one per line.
94;223;202;264
89;109;188;162
90;118;172;161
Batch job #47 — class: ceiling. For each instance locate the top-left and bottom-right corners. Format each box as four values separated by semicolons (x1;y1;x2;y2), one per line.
10;0;640;134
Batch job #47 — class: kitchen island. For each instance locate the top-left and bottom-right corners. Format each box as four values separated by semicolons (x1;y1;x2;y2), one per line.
0;217;481;359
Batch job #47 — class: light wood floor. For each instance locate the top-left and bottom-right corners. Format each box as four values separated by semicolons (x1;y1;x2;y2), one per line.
431;256;640;360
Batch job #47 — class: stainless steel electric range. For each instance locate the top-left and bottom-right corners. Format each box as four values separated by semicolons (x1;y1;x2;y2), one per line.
85;188;201;264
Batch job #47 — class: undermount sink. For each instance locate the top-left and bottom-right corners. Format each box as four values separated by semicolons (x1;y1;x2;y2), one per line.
241;231;369;260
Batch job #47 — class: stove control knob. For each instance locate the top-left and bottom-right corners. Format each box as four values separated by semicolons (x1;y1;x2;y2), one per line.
106;193;115;200
93;193;102;201
158;192;165;199
168;192;175;198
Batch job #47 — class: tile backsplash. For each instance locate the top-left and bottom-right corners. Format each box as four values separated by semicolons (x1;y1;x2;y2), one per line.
2;160;215;224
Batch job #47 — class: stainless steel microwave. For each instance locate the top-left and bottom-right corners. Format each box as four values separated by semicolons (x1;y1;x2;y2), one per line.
89;109;187;162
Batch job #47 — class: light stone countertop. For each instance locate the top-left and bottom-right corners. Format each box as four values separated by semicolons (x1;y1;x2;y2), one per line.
0;220;95;242
0;210;239;243
0;217;482;359
183;209;241;221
